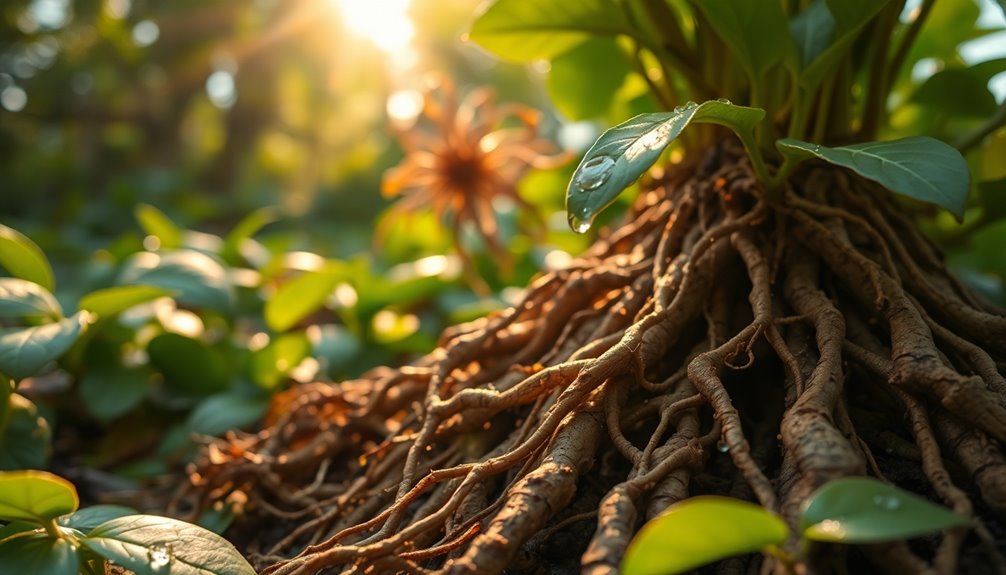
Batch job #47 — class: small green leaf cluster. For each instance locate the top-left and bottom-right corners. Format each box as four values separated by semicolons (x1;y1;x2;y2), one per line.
621;477;970;575
0;470;255;575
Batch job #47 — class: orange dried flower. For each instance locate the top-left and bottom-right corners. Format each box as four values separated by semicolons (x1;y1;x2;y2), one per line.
381;74;567;285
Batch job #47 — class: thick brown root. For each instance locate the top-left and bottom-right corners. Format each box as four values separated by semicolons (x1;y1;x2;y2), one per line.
178;143;1006;574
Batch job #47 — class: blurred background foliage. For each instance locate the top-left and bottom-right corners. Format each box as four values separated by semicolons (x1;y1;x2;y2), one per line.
0;0;1004;512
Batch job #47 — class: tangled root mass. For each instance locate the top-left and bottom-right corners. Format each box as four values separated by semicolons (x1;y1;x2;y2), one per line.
181;143;1006;574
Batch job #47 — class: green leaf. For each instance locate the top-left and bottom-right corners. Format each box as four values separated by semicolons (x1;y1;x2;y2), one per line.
264;267;344;332
186;392;268;436
789;0;834;69
0;278;62;320
0;533;80;575
799;0;887;90
777;137;970;220
222;208;277;263
801;477;970;543
119;251;233;312
0;470;78;523
0;225;54;292
0;520;37;541
694;0;791;82
81;514;256;575
135;204;184;250
468;0;631;62
249;332;311;390
566;100;765;230
0;311;90;381
79;367;152;422
547;37;631;120
60;505;138;532
622;496;788;575
0;394;51;470
79;285;173;320
147;334;230;396
911;59;1006;119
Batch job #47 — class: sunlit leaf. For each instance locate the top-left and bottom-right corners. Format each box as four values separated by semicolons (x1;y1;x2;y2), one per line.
265;267;344;332
566;100;765;231
79;367;152;422
0;312;89;381
59;504;137;532
186;391;268;436
547;37;631;120
78;285;173;319
119;250;233;312
0;533;79;575
695;0;791;82
468;0;631;62
223;208;277;264
622;496;788;575
801;477;970;543
0;394;50;470
135;204;184;250
0;470;78;523
82;514;256;575
250;332;311;390
147;333;229;396
777;137;970;220
0;278;62;320
0;225;54;292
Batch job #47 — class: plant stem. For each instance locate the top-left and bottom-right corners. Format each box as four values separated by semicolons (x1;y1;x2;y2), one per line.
887;0;935;87
858;2;901;139
954;100;1006;153
43;518;62;539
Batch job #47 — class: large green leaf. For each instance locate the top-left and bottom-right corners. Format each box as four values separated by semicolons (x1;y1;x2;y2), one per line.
776;137;970;219
0;533;80;575
0;470;78;523
59;505;137;532
79;285;173;320
566;100;765;231
135;204;184;250
622;496;788;575
694;0;791;82
147;333;229;396
468;0;631;62
186;392;268;436
798;0;887;90
0;225;54;292
265;267;344;332
547;37;632;120
119;251;233;312
0;311;89;381
0;394;51;470
0;278;62;320
801;477;970;543
79;367;152;422
911;59;1006;119
81;514;255;575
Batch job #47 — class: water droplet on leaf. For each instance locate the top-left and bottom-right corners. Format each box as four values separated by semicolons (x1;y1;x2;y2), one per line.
567;212;593;234
716;440;729;453
573;155;615;192
873;495;901;510
148;544;173;571
716;98;732;104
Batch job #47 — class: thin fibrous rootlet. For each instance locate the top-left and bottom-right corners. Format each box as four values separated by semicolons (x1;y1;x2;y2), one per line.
179;142;1006;574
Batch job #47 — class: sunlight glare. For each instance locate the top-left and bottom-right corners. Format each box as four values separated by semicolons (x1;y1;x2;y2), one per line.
332;0;415;55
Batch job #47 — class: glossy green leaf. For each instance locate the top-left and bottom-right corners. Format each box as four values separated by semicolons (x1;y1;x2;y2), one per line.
0;311;89;381
79;367;152;422
186;392;268;436
0;533;80;575
135;204;184;250
694;0;791;81
468;0;631;62
0;278;62;320
265;267;343;332
79;285;173;319
801;477;970;543
566;101;765;231
776;137;970;219
0;470;78;523
799;0;887;90
547;37;631;120
789;0;834;69
82;514;256;575
147;333;230;396
0;225;54;292
0;394;51;470
622;496;788;575
59;504;138;532
119;250;233;312
250;332;311;389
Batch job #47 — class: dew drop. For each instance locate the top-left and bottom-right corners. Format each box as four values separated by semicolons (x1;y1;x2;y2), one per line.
716;440;729;453
147;544;172;571
873;495;901;511
568;213;593;234
716;98;732;104
573;155;615;192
